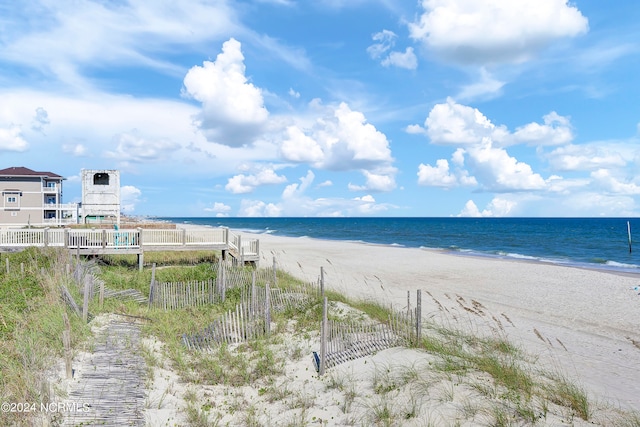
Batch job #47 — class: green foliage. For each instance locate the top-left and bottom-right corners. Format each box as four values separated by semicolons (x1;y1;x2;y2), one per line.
100;250;220;268
0;248;90;426
544;375;591;420
4;247;632;426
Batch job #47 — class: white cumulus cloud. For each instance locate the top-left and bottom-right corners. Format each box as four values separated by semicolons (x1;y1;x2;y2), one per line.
280;101;396;191
466;138;546;191
422;97;510;146
458;197;517;217
105;130;181;162
205;202;232;217
280;126;324;163
409;0;589;65
546;143;627;171
238;199;282;217
368;30;418;70
225;167;287;194
512;112;573;146
62;143;88;157
183;38;269;147
381;47;418;70
416;98;573;148
282;170;315;200
0;124;29;152
348;170;397;192
591;169;640;196
120;185;142;212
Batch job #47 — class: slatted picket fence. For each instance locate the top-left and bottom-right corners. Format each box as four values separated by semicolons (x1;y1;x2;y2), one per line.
316;290;424;374
182;277;322;351
148;258;296;310
150;278;219;310
320;319;405;370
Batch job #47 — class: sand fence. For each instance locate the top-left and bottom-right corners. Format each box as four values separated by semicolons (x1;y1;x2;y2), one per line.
151;259;426;374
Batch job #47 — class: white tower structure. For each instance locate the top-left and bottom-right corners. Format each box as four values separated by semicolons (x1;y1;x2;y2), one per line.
81;169;121;225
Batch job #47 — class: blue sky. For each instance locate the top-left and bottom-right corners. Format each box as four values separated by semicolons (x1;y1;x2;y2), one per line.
1;0;639;217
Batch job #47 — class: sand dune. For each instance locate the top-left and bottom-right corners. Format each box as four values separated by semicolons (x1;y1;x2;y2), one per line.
246;231;640;412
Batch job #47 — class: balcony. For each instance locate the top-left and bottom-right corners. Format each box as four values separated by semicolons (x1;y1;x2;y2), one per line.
43;203;79;212
42;183;59;193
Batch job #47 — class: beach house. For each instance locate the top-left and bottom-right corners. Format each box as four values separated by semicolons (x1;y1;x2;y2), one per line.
0;166;78;227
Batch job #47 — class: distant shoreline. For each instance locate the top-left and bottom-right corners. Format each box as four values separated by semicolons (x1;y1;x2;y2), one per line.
166;217;640;277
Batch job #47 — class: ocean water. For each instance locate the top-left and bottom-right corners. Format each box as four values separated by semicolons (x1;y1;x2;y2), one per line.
160;217;640;274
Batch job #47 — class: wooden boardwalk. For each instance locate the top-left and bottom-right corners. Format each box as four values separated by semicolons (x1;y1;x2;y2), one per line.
63;318;146;427
0;227;259;267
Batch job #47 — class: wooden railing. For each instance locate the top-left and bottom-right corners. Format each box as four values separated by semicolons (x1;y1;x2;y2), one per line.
0;227;259;261
229;231;259;259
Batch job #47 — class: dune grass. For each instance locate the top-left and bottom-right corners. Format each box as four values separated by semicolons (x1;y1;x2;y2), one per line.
2;248;640;426
0;248;91;426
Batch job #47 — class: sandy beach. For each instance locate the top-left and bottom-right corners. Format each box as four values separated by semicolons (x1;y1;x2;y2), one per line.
243;231;640;412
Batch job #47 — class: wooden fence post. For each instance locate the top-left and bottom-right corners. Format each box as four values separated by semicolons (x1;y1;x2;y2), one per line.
63;312;73;379
319;296;328;376
99;279;104;309
82;278;90;323
265;282;271;335
251;271;256;317
5;257;9;274
148;263;156;308
272;256;277;286
416;289;422;344
320;266;325;299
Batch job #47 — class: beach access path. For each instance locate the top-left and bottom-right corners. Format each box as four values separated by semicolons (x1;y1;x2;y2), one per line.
241;230;640;411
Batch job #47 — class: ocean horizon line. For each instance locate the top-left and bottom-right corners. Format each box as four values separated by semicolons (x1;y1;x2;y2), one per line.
158;216;640;276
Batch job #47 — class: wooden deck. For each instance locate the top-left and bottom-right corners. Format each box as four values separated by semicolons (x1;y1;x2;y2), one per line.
0;227;259;268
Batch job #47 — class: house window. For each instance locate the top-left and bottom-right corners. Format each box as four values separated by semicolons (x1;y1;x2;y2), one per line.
7;196;16;203
93;173;110;185
46;196;56;204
